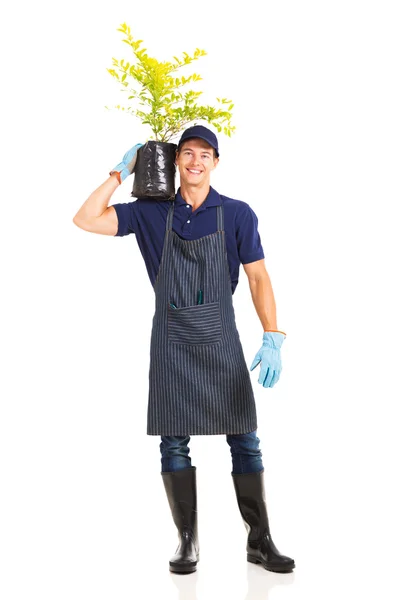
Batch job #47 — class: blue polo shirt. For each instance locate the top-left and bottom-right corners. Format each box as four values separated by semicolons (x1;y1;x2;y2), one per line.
113;186;264;294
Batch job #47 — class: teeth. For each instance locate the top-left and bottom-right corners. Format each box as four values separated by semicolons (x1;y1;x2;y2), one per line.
188;169;201;174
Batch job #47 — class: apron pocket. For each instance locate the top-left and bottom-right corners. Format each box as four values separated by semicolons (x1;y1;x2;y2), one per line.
168;301;222;345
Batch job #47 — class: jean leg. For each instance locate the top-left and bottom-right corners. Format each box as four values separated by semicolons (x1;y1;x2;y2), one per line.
160;435;192;472
226;430;264;474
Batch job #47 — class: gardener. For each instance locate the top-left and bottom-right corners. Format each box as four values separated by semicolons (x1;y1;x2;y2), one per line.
72;125;295;575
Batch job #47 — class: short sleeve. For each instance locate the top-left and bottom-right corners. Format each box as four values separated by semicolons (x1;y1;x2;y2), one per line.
112;202;139;237
235;203;265;264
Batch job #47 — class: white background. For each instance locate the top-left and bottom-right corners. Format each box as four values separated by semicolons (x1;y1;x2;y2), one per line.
1;1;399;599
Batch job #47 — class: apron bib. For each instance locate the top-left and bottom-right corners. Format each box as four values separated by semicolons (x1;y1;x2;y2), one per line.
147;199;258;435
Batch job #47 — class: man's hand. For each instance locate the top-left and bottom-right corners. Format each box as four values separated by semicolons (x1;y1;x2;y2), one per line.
250;331;286;388
109;143;143;184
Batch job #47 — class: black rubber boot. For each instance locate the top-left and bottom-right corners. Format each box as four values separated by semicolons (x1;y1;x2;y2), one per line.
232;469;295;573
161;466;199;574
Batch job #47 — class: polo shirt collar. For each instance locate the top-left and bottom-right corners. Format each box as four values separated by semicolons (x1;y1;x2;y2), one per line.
175;186;221;208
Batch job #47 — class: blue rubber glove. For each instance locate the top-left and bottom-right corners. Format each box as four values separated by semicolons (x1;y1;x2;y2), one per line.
249;331;286;388
109;143;143;184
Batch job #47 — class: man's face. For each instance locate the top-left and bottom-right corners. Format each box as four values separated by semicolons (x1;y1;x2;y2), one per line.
175;138;219;186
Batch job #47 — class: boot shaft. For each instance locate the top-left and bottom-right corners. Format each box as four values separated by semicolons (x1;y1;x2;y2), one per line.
232;470;271;541
161;466;198;542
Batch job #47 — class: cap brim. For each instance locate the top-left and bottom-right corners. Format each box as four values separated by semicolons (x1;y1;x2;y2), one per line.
178;135;219;157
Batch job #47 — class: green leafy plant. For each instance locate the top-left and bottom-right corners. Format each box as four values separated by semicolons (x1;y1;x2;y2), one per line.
105;22;235;142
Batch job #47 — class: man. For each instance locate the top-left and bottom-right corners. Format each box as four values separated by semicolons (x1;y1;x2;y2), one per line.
73;125;295;575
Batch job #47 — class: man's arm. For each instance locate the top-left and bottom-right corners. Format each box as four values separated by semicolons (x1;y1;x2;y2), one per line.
243;259;285;334
72;173;120;236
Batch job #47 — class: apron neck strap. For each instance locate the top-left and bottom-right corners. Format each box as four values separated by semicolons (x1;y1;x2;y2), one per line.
165;200;224;233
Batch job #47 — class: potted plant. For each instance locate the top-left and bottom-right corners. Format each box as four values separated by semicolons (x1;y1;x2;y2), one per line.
105;22;235;199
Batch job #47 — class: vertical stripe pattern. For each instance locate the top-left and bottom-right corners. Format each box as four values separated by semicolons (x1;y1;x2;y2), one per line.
147;200;258;436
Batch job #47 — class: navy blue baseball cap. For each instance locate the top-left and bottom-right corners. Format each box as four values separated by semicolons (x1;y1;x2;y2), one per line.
177;125;219;157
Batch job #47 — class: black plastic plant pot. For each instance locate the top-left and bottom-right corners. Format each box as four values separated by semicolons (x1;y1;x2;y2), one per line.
131;140;177;200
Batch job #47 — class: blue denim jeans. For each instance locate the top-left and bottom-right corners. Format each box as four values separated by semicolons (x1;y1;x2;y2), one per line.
160;430;264;474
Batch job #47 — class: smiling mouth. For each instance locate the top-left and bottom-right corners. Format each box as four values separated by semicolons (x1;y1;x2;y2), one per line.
186;168;203;175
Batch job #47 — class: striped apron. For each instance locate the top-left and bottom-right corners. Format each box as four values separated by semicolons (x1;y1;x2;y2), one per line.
147;198;258;436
